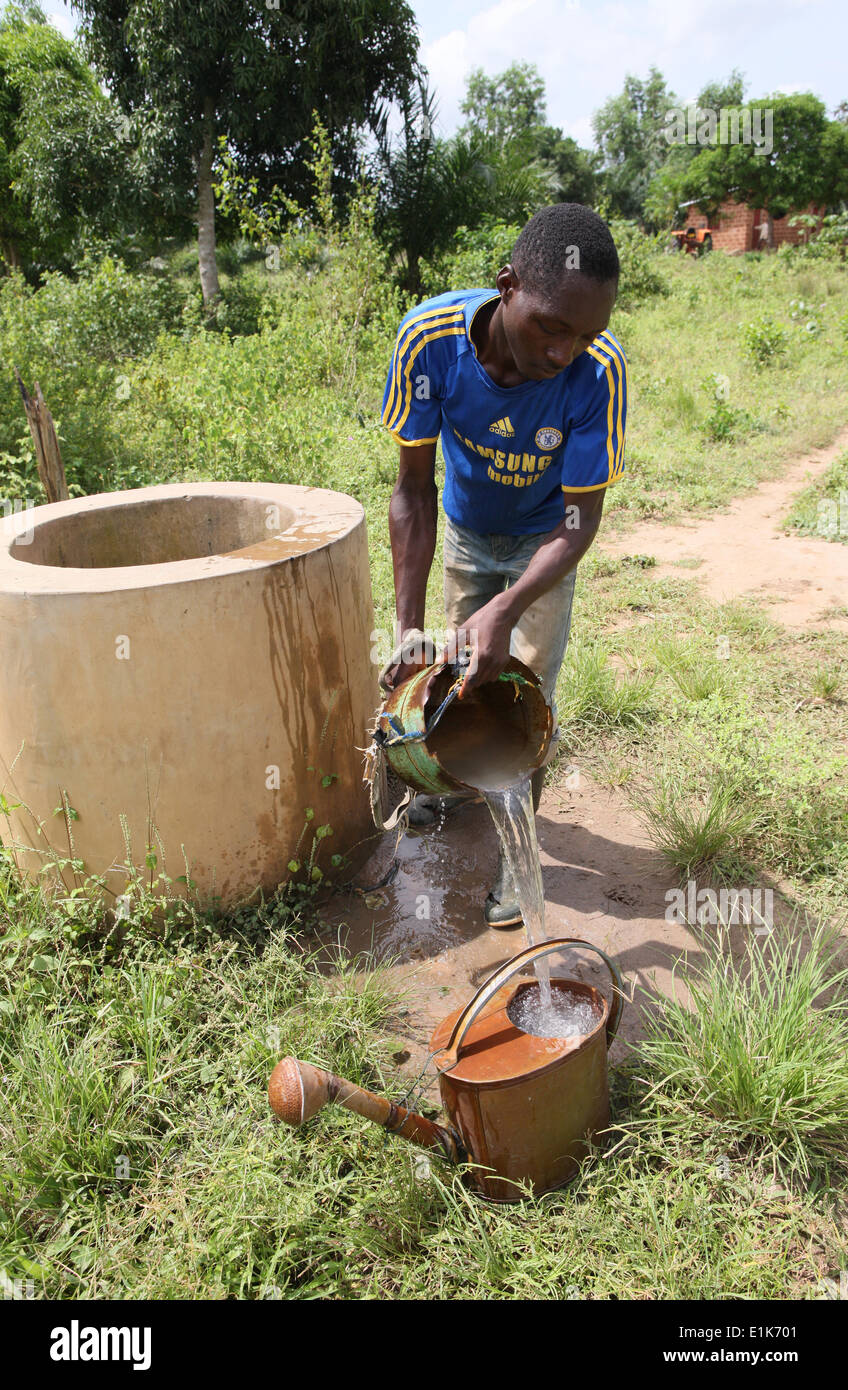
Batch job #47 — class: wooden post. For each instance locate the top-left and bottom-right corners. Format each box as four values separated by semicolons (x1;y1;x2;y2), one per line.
13;368;70;504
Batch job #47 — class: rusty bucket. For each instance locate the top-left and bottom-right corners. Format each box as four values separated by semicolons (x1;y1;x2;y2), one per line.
365;655;552;828
431;939;623;1201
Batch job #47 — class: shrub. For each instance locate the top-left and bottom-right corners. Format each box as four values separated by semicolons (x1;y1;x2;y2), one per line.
742;313;788;369
607;219;670;310
419;219;522;295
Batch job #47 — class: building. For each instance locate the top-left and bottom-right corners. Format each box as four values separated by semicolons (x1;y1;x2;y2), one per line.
681;200;823;252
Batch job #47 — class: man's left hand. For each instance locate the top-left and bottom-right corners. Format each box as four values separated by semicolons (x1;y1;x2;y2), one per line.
451;595;513;697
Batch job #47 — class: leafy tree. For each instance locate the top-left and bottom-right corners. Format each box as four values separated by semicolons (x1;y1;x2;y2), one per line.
673;94;847;246
645;71;747;228
460;62;547;146
373;77;555;293
461;61;596;206
75;0;419;303
592;66;677;221
0;2;179;274
1;3;109;269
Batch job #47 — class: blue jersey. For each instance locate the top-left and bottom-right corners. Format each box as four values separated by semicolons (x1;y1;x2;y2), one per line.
381;288;628;535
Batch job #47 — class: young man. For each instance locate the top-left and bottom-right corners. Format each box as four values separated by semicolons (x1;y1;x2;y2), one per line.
379;203;627;928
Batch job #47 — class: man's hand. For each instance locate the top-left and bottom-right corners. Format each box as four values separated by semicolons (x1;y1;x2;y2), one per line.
379;628;438;693
449;491;607;698
451;596;513;698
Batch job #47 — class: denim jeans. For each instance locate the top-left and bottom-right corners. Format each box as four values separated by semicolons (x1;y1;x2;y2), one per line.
442;516;577;746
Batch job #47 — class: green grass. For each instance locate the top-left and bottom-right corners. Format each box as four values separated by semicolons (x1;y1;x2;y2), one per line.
1;857;844;1299
2;233;848;1298
631;774;755;880
784;450;848;545
632;922;848;1181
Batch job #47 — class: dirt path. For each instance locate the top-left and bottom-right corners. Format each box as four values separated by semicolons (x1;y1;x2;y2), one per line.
601;427;848;630
317;430;846;1090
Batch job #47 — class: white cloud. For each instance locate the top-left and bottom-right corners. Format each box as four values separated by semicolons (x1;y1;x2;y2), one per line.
417;0;840;145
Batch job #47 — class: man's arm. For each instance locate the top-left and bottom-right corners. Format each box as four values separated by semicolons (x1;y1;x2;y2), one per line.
382;442;438;689
457;487;605;695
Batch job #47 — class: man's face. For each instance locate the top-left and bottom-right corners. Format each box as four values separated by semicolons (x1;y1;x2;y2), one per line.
497;266;618;381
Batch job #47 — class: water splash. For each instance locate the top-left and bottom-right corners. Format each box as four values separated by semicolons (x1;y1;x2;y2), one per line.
508;985;598;1039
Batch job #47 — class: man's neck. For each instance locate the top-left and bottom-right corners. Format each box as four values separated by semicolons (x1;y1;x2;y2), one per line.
470;296;530;388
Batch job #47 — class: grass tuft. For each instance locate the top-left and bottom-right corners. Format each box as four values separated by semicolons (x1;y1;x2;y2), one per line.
630;924;848;1181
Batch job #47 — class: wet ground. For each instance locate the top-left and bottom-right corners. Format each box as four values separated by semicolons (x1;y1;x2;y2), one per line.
314;774;795;1090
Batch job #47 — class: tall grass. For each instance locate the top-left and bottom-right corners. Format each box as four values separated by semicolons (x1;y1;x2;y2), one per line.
558;643;657;734
631;924;848;1180
631;774;755;879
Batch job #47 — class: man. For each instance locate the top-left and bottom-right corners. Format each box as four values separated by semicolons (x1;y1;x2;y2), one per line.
379;203;627;928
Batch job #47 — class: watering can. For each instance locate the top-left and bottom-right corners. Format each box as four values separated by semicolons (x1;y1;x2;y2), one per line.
364;653;553;828
268;939;624;1203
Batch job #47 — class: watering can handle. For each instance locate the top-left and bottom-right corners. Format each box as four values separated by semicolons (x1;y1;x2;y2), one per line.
433;938;624;1072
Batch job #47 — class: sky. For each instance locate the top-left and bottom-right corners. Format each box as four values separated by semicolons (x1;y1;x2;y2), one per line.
42;0;848;149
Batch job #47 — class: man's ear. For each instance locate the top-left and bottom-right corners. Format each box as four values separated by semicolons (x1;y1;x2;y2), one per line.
496;264;519;300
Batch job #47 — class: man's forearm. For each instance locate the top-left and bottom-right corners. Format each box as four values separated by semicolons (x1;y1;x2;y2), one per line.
388;481;438;636
496;505;602;625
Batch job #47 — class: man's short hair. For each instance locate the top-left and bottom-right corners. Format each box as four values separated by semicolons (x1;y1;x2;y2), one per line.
511;204;620;297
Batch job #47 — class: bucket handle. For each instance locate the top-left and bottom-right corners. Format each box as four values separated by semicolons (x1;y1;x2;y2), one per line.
433;938;624;1073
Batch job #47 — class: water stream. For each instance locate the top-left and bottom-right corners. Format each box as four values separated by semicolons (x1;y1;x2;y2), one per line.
482;774;553;1012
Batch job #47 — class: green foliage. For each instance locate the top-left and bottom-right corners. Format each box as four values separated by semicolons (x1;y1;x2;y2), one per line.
373;76;555;294
592;67;678;221
0;2;132;271
635;924;848;1179
674;95;844;235
784;450;848;543
607;218;669;308
458;61;597;207
743;312;789;368
460;62;547;146
419;219;522;295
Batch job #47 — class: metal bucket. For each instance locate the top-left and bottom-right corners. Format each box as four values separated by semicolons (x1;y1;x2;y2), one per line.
430;940;624;1201
374;655;552;798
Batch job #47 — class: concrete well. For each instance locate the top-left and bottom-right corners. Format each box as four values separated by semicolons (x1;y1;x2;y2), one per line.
0;482;378;908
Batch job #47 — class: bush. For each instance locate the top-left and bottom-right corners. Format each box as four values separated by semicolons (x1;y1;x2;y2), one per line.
419;219;522;295
607;219;670;310
743;313;788;369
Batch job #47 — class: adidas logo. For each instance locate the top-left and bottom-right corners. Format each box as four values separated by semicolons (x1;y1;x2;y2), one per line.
489;416;515;437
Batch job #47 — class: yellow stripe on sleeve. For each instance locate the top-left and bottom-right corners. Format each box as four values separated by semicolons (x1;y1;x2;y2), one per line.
382;307;465;432
389;325;466;436
586;340;627;481
585;344;616;484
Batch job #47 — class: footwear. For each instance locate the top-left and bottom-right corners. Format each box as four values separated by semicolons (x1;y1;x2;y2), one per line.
405;791;476;828
484;849;523;928
483;766;546;929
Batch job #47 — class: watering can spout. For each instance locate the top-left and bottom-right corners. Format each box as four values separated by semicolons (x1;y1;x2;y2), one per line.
268;1057;463;1163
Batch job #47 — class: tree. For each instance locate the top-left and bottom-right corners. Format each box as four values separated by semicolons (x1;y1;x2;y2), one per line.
674;94;845;246
1;2;110;269
0;2;183;274
592;67;677;221
373;77;556;293
460;61;597;205
644;71;747;228
75;0;419;302
460;62;547;146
